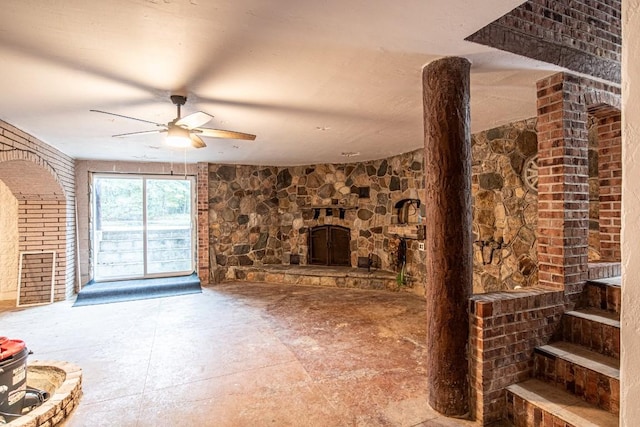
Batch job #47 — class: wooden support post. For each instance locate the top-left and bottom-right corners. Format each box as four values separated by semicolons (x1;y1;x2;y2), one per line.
422;56;472;417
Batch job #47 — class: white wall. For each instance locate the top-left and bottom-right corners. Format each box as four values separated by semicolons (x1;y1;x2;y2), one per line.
0;180;19;301
621;0;640;424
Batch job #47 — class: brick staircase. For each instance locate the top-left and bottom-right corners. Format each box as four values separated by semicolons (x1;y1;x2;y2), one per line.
504;277;621;426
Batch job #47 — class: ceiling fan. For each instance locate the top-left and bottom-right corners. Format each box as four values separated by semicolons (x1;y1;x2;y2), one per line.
90;95;256;149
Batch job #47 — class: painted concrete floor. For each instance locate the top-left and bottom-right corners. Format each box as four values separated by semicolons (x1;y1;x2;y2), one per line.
0;282;475;427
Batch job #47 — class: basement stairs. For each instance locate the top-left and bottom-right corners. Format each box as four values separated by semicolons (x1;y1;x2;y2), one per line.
505;277;621;427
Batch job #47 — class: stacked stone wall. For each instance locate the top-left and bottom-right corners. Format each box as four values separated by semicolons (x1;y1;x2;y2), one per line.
206;111;619;295
207;152;426;289
277;152;425;288
208;164;281;282
471;119;539;293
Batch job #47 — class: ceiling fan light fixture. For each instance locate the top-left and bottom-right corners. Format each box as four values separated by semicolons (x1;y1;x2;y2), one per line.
165;125;192;148
92;95;256;150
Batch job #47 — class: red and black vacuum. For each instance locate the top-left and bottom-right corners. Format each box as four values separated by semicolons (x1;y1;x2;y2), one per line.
0;337;49;423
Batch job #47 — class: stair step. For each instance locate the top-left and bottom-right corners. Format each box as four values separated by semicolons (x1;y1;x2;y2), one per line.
559;309;620;359
587;262;621;280
506;379;619;427
584;278;621;314
534;342;619;413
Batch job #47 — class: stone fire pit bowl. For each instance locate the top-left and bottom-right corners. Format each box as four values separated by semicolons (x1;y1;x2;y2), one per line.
6;361;82;427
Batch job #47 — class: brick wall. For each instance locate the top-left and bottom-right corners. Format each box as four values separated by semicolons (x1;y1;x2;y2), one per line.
535;72;620;301
18;200;70;302
595;112;622;261
509;0;621;62
588;123;601;260
469;288;565;424
197;162;210;284
0;120;76;301
588;261;621;280
0;181;19;300
466;0;621;83
469;72;620;424
536;73;590;298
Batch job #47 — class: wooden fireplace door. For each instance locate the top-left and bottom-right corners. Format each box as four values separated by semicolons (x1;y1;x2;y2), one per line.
309;225;350;266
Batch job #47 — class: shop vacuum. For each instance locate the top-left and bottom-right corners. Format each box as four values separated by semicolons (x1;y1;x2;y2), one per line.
0;337;49;424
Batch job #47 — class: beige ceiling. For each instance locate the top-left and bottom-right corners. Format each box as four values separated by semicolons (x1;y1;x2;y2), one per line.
0;0;560;166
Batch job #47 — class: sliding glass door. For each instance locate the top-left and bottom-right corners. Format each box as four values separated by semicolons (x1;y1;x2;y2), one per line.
93;174;195;281
145;178;193;275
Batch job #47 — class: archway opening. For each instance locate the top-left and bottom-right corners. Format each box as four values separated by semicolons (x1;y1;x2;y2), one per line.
0;158;68;303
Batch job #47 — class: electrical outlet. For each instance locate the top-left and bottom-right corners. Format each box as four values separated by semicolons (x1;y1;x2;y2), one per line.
418;242;425;251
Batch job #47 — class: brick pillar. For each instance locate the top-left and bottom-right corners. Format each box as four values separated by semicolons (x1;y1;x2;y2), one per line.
423;56;472;417
197;162;210;285
596;112;622;261
536;73;589;299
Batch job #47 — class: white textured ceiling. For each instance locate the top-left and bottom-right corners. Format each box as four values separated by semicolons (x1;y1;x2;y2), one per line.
0;0;559;166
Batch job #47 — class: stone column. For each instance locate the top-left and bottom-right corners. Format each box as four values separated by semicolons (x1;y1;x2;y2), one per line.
536;73;589;301
422;56;472;417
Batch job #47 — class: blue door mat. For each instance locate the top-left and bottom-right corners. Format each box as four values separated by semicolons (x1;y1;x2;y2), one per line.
73;273;202;307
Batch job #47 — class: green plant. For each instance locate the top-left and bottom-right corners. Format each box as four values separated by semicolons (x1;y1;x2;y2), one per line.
396;262;406;286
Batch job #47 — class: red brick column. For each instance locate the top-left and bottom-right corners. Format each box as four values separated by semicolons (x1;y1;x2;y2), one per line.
197;162;210;285
536;73;589;299
596;112;622;261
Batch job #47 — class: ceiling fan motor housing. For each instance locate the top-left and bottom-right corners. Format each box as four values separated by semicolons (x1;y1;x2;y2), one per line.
170;95;187;106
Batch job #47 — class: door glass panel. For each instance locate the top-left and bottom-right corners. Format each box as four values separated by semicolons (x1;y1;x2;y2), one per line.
93;175;194;281
94;177;144;280
146;179;193;275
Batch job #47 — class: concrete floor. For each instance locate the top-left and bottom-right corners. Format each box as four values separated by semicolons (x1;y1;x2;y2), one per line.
0;282;475;426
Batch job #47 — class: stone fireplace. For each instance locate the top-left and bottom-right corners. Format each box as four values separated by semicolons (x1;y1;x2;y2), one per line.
308;225;350;266
207;152;428;288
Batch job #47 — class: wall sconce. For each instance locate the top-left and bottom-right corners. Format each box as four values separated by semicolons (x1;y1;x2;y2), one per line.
475;237;504;265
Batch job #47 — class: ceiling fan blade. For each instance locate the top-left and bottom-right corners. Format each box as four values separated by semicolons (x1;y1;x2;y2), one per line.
90;109;165;127
196;128;256;141
112;129;166;138
175;111;213;129
190;134;207;149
